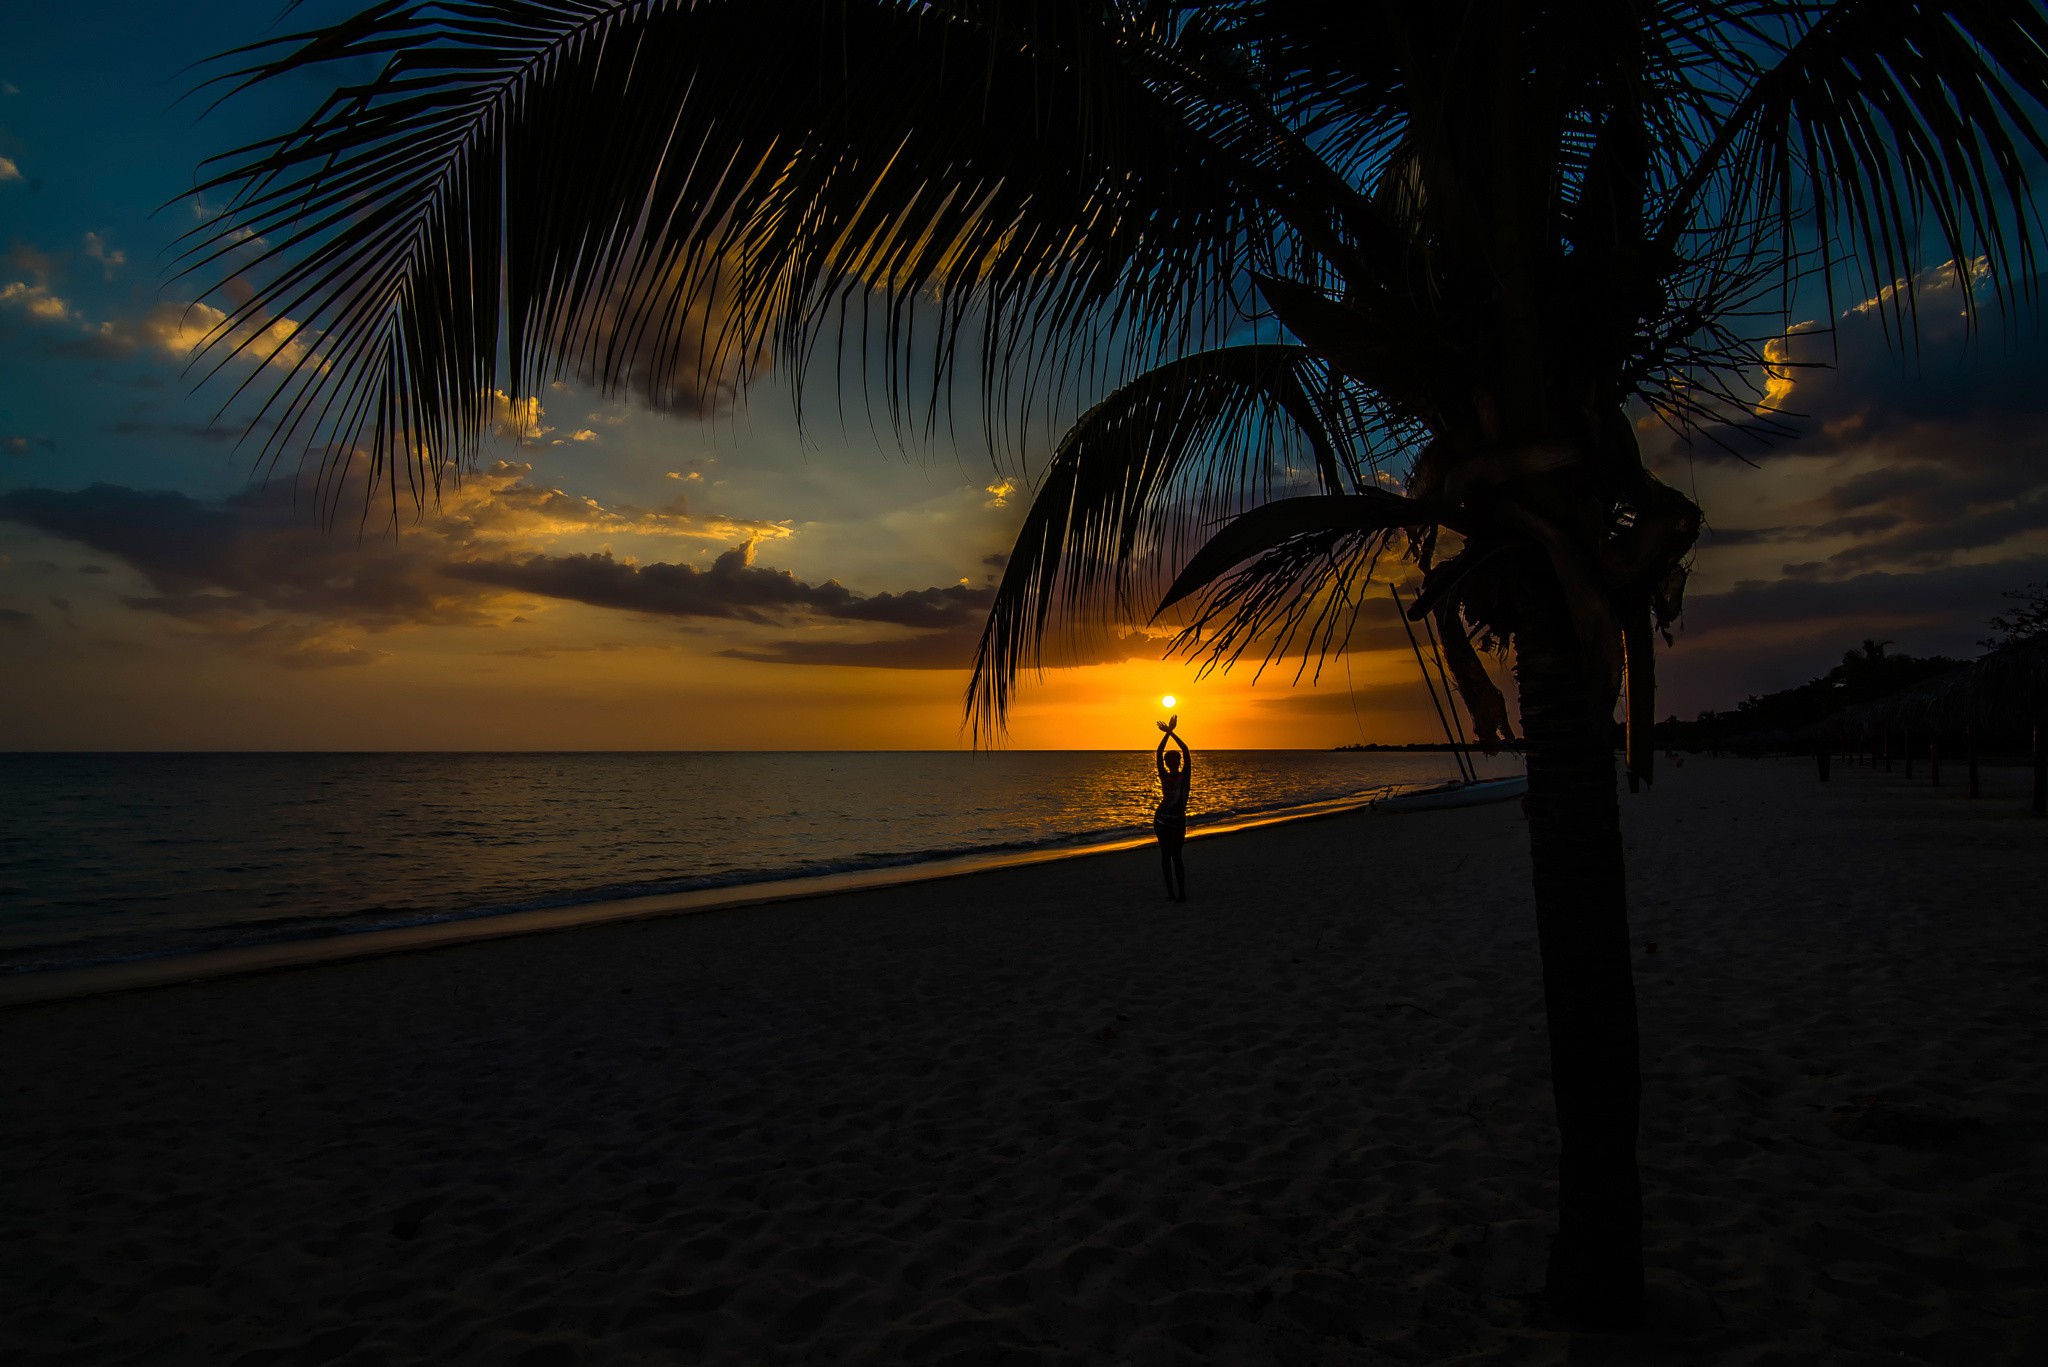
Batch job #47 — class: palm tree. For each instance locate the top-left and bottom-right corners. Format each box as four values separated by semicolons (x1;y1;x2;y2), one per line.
191;0;2048;1329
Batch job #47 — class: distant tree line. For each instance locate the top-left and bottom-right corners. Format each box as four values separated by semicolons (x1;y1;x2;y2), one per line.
1654;583;2047;752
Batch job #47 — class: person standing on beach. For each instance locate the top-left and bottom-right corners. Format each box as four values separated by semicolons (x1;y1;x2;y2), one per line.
1154;717;1192;902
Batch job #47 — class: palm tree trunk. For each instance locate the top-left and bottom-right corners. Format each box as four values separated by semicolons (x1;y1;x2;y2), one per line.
1512;590;1644;1330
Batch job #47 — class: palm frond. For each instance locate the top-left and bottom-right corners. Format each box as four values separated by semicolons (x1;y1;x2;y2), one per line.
965;343;1370;735
180;0;1278;499
1155;490;1437;612
1660;0;2048;336
1164;521;1392;689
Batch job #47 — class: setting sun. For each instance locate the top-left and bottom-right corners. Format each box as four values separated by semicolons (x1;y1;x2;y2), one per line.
1160;695;1177;708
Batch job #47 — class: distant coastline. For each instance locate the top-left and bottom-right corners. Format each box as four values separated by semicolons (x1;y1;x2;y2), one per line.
1332;741;1524;753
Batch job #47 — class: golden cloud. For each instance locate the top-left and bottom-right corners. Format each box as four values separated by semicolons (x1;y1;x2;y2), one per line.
0;280;71;322
486;389;548;440
440;461;793;547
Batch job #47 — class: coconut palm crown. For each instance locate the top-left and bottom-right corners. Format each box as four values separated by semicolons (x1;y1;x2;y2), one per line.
189;0;2048;1330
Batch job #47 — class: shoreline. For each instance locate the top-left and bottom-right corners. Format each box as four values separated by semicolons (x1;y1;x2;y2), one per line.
0;786;1403;1010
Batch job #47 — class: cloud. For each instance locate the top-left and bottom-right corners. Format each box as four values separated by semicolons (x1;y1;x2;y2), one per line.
134;299;319;373
1646;263;2048;610
0;279;71;321
80;232;125;281
487;389;547;440
0;156;20;183
441;461;791;545
0;466;1004;671
984;479;1017;508
447;542;858;624
1675;559;2043;641
0;483;481;637
108;419;244;444
0;248;317;374
0;463;803;636
540;259;753;418
832;582;995;629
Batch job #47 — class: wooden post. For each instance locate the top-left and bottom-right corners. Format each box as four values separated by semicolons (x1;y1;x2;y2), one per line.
1816;746;1831;782
2032;719;2046;819
1968;724;1980;799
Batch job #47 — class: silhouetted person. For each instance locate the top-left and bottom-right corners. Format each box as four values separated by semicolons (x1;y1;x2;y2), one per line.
1154;716;1191;902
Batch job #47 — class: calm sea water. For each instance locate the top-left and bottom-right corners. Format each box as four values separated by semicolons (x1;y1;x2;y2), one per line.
0;750;1510;974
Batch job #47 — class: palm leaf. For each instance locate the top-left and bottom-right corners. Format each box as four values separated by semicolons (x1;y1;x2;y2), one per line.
1660;0;2048;334
180;0;1280;497
1162;519;1393;690
965;343;1371;735
1155;490;1437;612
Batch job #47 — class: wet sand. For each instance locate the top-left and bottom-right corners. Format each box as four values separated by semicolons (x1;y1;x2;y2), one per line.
3;756;2043;1364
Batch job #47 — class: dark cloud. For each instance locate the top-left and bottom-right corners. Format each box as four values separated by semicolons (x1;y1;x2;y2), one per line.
0;478;1008;671
446;542;1001;633
447;544;855;624
836;583;995;629
0;606;34;628
1654;272;2048;469
1698;524;1783;547
1829;465;1948;510
0;482;477;630
1676;559;2043;640
1645;269;2048;592
1813;512;1903;538
108;418;246;444
551;265;746;418
1825;493;2048;571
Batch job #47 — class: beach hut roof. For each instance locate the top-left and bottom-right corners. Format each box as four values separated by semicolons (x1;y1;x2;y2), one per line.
1800;635;2045;744
1971;634;2048;715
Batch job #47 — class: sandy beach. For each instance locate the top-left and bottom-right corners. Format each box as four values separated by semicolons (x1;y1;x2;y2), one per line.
3;755;2043;1365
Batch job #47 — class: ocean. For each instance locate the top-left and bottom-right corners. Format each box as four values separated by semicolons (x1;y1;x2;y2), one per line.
0;749;1513;975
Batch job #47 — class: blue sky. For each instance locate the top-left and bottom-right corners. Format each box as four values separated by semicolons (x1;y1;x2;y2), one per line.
2;2;2044;749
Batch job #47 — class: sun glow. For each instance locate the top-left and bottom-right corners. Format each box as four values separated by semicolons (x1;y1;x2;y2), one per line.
1160;695;1177;708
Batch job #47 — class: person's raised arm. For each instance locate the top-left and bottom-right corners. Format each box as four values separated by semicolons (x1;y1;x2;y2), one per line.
1170;730;1191;781
1156;728;1173;782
